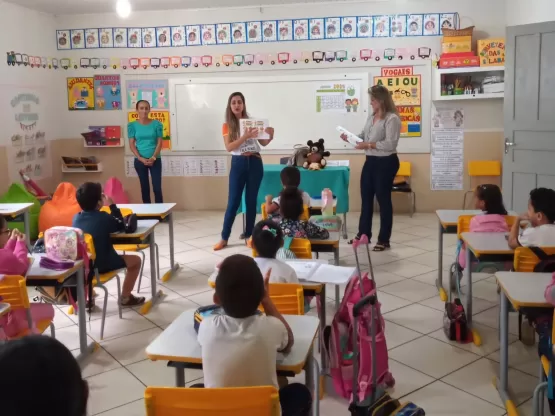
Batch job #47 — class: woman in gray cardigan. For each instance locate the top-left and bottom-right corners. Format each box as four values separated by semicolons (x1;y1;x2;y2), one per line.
341;85;401;251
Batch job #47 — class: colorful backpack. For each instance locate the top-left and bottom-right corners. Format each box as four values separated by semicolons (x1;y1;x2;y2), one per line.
324;236;394;404
309;215;342;232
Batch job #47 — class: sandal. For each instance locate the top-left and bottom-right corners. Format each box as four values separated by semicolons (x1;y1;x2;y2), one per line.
120;294;146;307
348;234;363;245
245;237;253;249
213;240;228;251
372;242;390;252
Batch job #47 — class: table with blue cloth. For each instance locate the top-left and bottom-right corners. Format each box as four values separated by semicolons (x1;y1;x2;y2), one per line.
240;164;350;238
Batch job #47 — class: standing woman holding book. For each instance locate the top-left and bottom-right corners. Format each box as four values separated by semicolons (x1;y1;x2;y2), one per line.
214;92;275;251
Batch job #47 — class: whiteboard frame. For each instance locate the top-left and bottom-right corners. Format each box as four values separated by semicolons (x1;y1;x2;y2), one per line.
168;61;431;154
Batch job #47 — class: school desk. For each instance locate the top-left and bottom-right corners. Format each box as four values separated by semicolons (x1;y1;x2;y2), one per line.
146;309;321;415
110;220;162;315
310;231;341;308
25;254;95;363
116;203;179;282
0;203;34;249
435;210;517;301
495;272;552;416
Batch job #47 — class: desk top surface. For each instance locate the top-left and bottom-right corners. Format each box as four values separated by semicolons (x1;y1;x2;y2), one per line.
0;203;34;216
27;254;84;281
495;272;553;308
146;309;319;373
437;210;518;226
110;220;158;239
116;203;176;216
461;232;514;255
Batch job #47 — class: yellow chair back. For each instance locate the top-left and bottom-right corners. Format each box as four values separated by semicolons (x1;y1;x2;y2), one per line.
252;238;312;260
84;233;96;261
468;161;501;177
397;161;411;177
513;247;555;272
0;275;30;310
264;283;304;315
261;203;309;221
144;386;280;416
456;215;517;239
100;206;133;217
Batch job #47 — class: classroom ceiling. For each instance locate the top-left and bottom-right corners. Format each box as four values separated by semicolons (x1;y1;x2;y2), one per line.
8;0;383;15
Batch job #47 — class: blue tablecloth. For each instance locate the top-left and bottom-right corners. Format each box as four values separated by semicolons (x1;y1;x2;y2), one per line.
240;164;350;214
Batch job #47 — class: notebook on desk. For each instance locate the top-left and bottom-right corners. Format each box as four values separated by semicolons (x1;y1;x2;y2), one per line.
286;261;355;284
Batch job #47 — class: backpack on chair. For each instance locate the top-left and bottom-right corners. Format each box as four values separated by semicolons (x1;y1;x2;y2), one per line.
286;144;310;167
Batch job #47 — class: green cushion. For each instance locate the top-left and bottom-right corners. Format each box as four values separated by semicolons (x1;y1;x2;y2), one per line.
0;183;41;239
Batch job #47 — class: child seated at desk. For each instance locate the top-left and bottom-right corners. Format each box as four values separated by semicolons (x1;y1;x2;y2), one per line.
0;222;55;340
72;182;145;307
198;254;312;416
279;188;329;240
0;336;88;416
265;166;311;222
508;187;555;249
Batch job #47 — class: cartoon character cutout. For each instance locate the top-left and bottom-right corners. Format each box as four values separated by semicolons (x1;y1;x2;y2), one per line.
188;31;197;43
352;98;359;112
442;19;453;29
80;87;89;98
156;89;166;109
233;29;242;40
345;99;352;112
111;85;119;96
263;24;274;38
173;32;182;43
327;24;336;36
96;87;104;98
343;24;353;35
96;98;105;109
312;25;320;36
203;30;212;42
295;26;304;37
279;26;288;39
409;21;419;35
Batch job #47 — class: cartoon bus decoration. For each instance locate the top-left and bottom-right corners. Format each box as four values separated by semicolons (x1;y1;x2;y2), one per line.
120;58;129;69
191;56;201;68
29;56;38;68
234;55;244;66
214;55;222;67
324;52;335;62
51;58;59;69
60;58;71;69
336;50;348;62
150;58;161;69
255;53;266;65
110;58;118;69
222;55;234;66
244;54;255;65
201;55;213;67
277;52;289;64
181;56;191;68
41;57;48;68
312;51;324;63
129;58;140;69
161;57;170;69
22;54;29;66
90;58;100;69
302;51;312;63
384;48;396;61
418;47;432;59
171;57;181;68
291;52;301;64
139;58;150;69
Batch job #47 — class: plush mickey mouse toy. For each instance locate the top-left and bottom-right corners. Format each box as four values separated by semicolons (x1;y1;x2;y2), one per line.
303;138;331;170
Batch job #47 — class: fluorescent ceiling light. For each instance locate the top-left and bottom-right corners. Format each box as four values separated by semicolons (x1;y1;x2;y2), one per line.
116;0;131;18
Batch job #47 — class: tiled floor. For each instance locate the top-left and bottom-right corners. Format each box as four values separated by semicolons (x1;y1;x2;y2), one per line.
44;211;543;415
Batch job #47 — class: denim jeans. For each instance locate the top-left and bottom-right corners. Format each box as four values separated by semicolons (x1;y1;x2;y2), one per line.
221;155;263;241
358;154;400;243
134;157;163;204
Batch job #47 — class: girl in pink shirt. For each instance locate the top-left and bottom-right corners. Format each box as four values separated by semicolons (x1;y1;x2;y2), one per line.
0;217;54;339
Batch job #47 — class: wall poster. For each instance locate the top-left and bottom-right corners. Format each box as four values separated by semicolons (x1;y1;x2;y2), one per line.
315;81;362;113
67;77;95;110
125;79;169;109
93;75;121;110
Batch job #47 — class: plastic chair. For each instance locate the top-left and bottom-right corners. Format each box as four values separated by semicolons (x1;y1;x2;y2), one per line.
532;308;555;416
84;234;124;340
392;161;416;217
261;203;309;221
0;275;55;338
144;386;280;416
252;238;312;259
462;161;501;209
100;206;159;293
264;283;304;315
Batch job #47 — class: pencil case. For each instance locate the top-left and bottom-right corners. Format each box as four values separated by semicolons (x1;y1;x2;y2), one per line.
194;305;223;333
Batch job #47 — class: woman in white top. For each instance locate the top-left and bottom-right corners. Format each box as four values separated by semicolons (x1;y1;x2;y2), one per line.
214;92;274;250
341;85;401;251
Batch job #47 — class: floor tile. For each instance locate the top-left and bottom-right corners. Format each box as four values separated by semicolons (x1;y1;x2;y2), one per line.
487;341;539;377
389;336;480;378
407;252;453;269
54;325;96;352
160;272;212;297
377;260;436;278
173;249;221;265
384;321;423;349
402;381;505;415
101;327;163;366
75;347;122;378
186;289;216;306
141;296;199;327
442;358;537;407
381;279;439;302
87;310;156;342
387;359;435;398
472;280;501;303
383;304;444;334
126;358;203;387
86;368;146;415
474;306;520;336
375;292;413;314
373;271;407;288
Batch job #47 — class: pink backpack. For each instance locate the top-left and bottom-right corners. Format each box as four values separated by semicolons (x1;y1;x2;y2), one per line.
104;177;129;204
324;236;394;403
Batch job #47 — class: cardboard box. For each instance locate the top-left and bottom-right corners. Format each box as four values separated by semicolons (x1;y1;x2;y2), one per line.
442;35;472;54
477;38;505;67
439;53;480;69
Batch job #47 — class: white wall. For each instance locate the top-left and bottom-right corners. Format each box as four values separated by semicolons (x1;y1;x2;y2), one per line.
506;0;555;26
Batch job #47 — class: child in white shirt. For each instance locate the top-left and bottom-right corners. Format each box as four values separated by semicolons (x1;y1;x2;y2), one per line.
198;254;312;415
509;187;555;249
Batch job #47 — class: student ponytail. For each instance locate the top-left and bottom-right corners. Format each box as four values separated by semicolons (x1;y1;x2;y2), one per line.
252;220;284;258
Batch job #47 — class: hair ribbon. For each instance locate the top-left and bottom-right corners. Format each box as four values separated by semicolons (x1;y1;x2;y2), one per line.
262;225;277;237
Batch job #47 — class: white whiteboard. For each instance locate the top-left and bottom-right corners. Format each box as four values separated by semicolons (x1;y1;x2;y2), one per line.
169;73;370;152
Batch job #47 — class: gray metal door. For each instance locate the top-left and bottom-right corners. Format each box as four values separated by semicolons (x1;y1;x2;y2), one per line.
503;21;555;212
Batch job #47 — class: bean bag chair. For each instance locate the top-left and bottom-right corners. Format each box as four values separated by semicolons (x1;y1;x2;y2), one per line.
0;183;41;240
38;183;81;233
104;177;129;204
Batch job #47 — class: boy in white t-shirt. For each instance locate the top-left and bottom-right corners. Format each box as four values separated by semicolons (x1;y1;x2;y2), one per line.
265;166;311;221
198;254;312;415
509;187;555;249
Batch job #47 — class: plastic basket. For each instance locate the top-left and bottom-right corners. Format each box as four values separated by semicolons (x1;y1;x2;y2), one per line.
442;26;474;37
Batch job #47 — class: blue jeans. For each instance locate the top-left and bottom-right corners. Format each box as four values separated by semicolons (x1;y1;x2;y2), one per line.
134;157;163;203
358;154;400;243
221;155;263;241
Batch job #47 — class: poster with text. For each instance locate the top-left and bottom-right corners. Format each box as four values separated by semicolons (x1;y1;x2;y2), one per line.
315;81;361;113
126;79;168;110
373;73;421;106
127;111;171;150
94;75;121;110
431;107;464;190
67;77;95;110
5;88;52;183
398;106;422;137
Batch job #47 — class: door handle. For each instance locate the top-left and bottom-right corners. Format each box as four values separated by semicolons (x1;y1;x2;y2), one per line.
504;138;515;154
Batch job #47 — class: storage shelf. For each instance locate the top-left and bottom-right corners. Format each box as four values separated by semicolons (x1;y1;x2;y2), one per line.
62;162;103;173
435;92;504;101
437;66;505;74
83;138;124;148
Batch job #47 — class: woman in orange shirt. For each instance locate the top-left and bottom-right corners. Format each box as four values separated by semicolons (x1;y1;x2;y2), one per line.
214;92;274;250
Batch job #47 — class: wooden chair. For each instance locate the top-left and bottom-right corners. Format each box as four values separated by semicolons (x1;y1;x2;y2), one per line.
0;275;55;338
392;161;416;217
100;206;159;293
144;386;280;416
462;161;501;209
252;238;312;259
